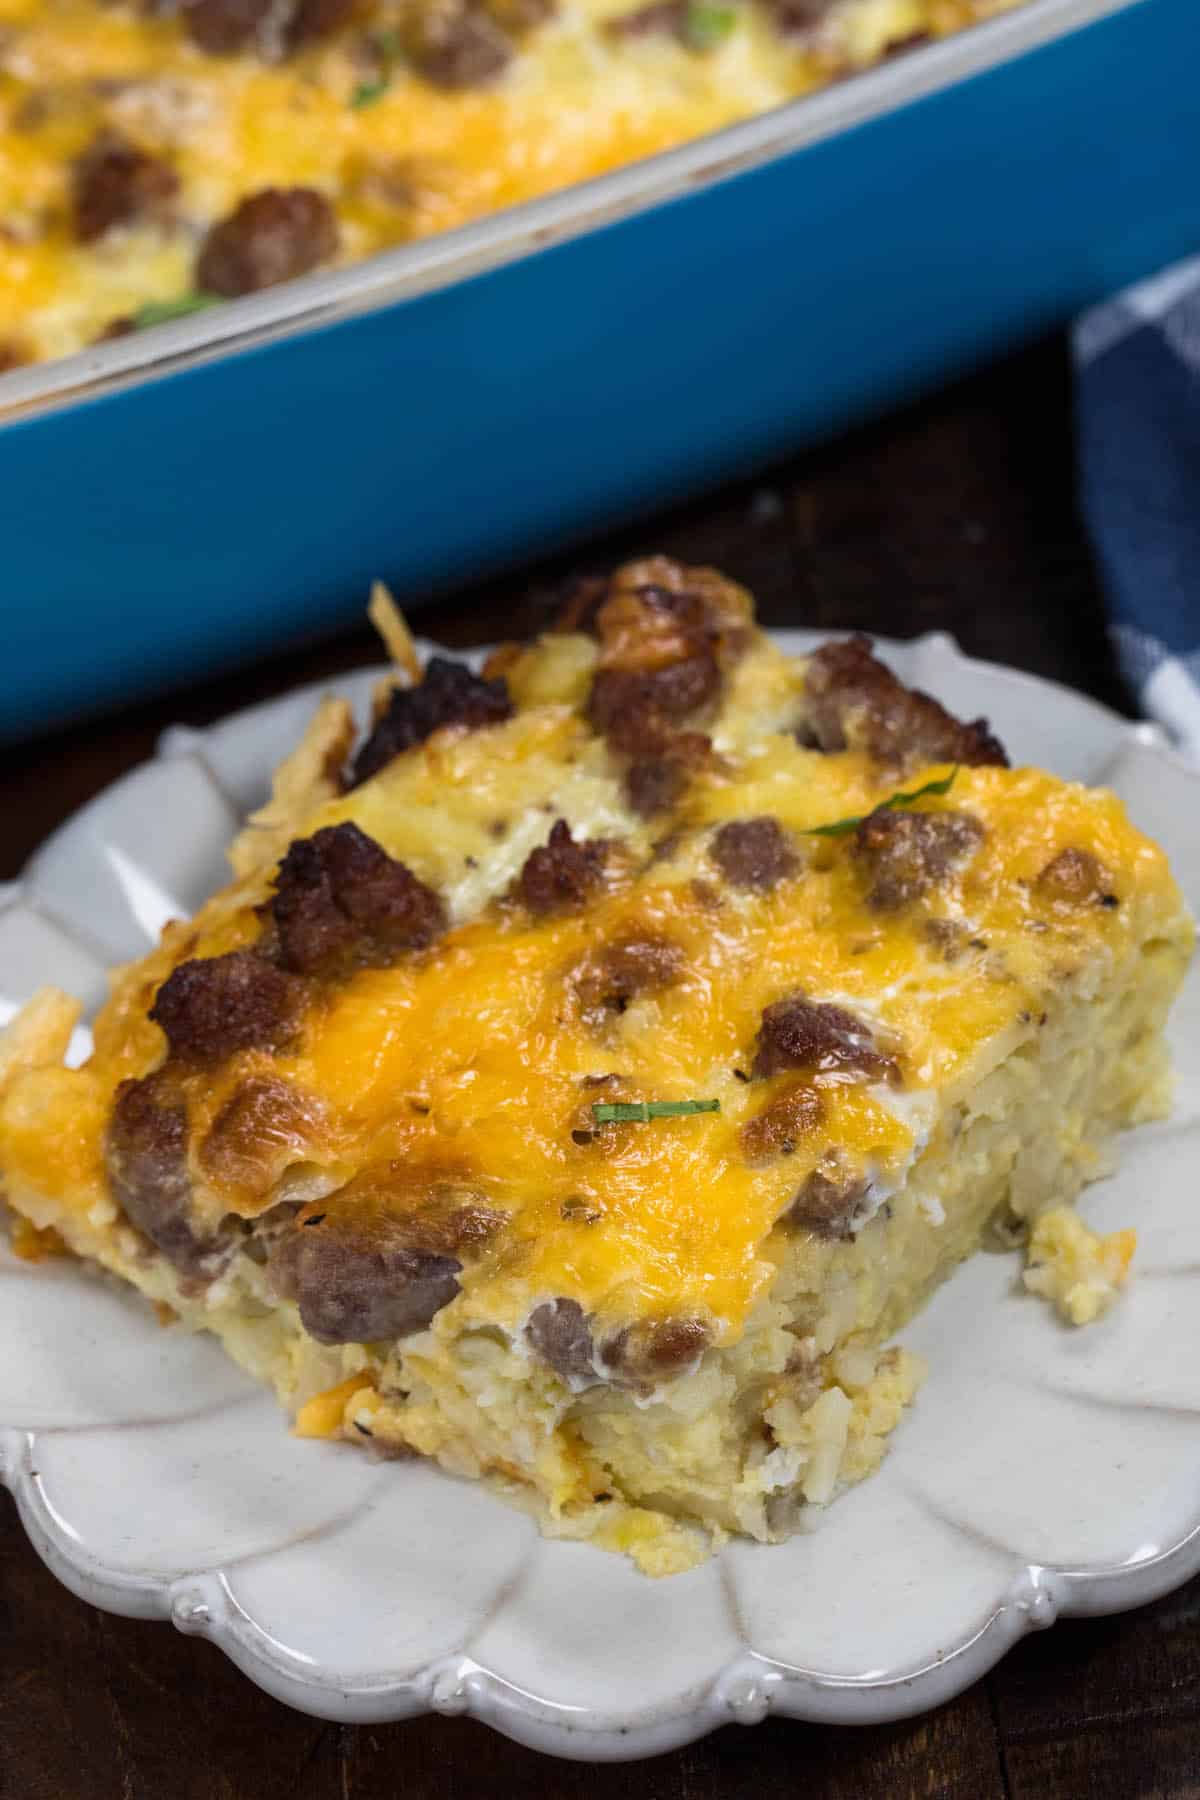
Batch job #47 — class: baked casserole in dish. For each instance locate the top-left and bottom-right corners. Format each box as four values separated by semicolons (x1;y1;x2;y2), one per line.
0;560;1190;1574
0;0;1024;365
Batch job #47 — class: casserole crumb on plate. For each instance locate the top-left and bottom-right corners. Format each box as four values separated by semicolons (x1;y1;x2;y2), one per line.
0;0;1024;366
0;557;1190;1574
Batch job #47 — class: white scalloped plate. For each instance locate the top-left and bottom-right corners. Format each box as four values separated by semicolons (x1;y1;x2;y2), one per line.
4;632;1200;1762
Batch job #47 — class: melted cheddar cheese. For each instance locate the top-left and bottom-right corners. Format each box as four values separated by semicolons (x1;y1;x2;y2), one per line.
0;0;1024;365
0;618;1187;1347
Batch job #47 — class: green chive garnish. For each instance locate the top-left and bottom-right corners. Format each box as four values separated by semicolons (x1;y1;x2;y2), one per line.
350;77;389;107
350;29;403;106
592;1099;721;1123
806;767;960;838
682;1;737;48
129;292;220;331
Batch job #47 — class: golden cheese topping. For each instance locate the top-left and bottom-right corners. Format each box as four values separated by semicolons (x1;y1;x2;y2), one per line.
0;563;1188;1357
0;0;1023;365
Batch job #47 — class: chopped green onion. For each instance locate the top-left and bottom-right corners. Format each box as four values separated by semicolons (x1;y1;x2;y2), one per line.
592;1099;721;1123
682;0;737;47
350;77;390;108
129;292;220;330
350;29;404;106
806;767;960;838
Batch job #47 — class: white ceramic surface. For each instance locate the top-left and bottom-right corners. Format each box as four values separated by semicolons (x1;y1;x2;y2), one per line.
3;633;1199;1761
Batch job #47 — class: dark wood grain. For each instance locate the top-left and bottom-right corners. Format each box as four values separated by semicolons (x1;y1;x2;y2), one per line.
3;333;1183;1800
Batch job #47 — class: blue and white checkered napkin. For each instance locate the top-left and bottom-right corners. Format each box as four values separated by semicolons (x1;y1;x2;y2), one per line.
1074;254;1200;760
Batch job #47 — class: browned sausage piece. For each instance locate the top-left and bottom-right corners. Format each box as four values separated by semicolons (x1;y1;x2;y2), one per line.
752;994;898;1084
601;557;752;651
149;949;307;1063
784;1167;869;1240
589;656;720;756
601;1315;710;1385
768;0;835;31
851;808;984;912
267;822;446;977
71;130;179;244
607;0;686;35
587;557;751;753
800;635;1008;769
106;1070;231;1278
405;1;513;87
740;1081;824;1163
516;819;608;915
624;755;688;818
289;0;359;44
271;1225;461;1344
197;187;339;297
1035;847;1109;907
710;817;798;892
624;730;712;817
179;0;274;52
525;1297;599;1387
351;657;512;786
269;1183;503;1344
571;934;684;1022
526;1302;707;1390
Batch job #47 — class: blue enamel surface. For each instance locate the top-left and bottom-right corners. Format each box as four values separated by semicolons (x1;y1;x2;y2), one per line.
3;0;1196;740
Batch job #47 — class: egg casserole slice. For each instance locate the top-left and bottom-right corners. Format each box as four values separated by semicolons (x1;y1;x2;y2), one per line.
0;0;1024;368
0;559;1191;1575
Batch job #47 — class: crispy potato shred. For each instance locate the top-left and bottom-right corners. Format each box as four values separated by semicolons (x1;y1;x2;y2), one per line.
226;695;356;880
0;987;81;1093
368;582;422;687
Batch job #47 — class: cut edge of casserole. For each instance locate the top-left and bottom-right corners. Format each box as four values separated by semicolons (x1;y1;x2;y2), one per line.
0;558;1191;1576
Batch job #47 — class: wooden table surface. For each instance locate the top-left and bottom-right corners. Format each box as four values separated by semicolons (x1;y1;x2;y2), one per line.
4;335;1198;1800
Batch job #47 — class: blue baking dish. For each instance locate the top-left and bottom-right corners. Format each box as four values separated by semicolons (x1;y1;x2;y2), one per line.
0;0;1195;741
